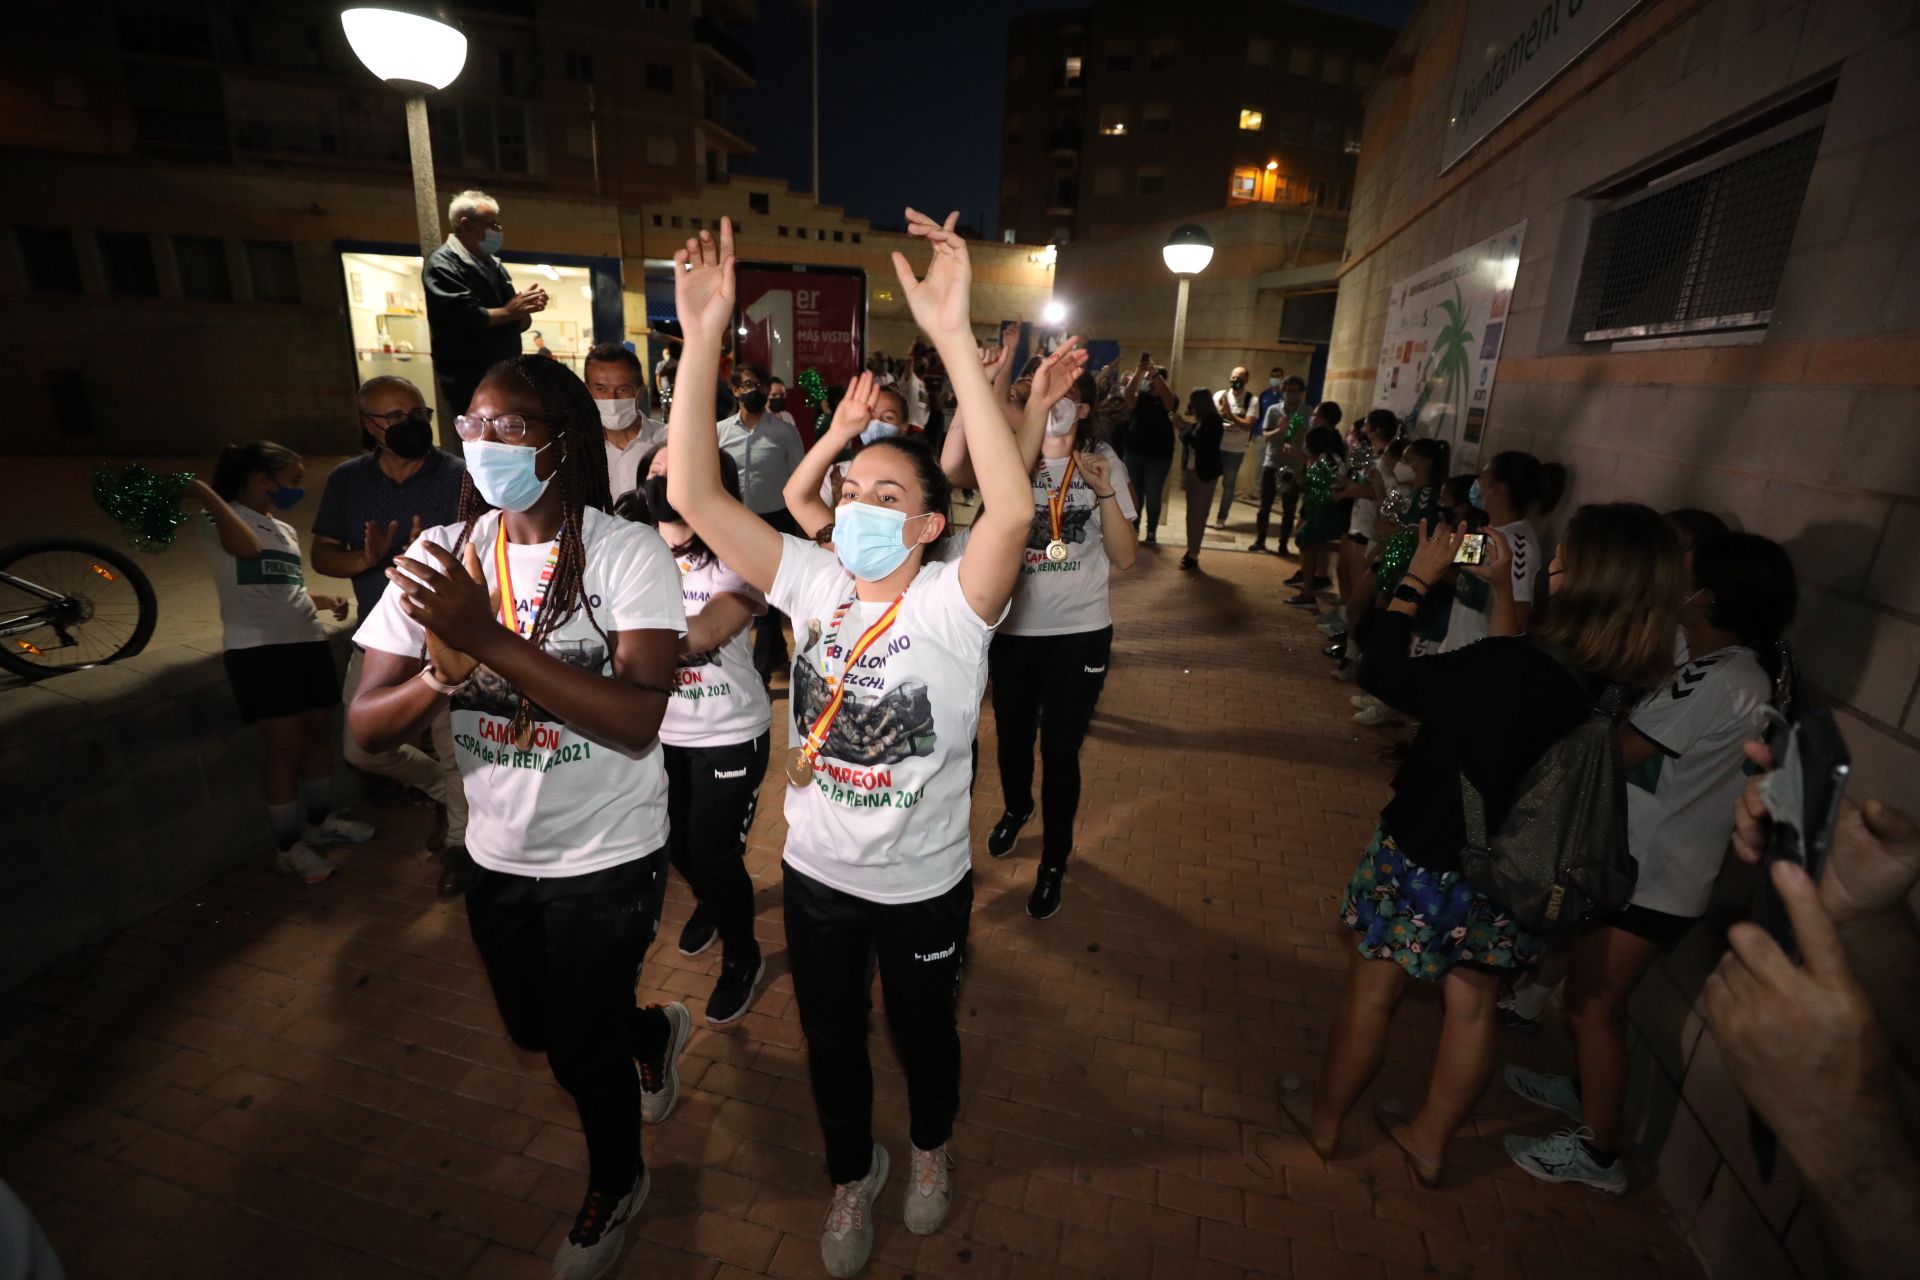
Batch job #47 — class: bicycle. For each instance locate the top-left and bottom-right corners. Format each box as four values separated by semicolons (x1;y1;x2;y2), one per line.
0;536;158;680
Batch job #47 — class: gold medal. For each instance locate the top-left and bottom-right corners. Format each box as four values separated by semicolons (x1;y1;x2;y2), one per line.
511;703;534;752
786;747;814;788
1041;455;1078;565
1046;539;1069;563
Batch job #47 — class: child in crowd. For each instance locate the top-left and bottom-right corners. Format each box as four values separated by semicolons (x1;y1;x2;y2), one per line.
1282;418;1349;607
192;443;371;883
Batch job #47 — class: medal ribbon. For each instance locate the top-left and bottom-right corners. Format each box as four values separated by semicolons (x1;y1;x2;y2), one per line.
493;520;560;638
1042;453;1079;546
798;589;907;767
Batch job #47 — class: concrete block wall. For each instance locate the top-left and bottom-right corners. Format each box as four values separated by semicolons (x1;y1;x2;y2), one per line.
0;626;367;996
1323;1;1920;1275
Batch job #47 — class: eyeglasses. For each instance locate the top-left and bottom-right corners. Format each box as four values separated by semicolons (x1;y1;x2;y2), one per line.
362;408;434;427
733;381;764;394
454;413;548;444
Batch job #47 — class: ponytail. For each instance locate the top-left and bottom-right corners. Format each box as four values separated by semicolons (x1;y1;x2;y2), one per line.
1407;437;1450;485
1488;451;1566;516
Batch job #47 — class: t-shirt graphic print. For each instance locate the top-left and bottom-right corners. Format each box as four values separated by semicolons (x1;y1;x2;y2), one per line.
661;554;771;749
769;533;1002;904
1002;445;1136;637
357;506;687;877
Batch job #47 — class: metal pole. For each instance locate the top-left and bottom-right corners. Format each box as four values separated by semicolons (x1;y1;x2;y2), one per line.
1169;274;1192;395
810;0;821;199
404;91;440;257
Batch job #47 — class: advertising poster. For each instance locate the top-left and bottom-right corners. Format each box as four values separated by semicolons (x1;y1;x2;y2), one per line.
734;263;867;445
1373;221;1526;466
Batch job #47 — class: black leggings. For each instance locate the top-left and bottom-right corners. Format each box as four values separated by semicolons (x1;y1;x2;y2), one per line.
466;853;671;1193
988;626;1113;866
664;734;770;962
784;866;973;1185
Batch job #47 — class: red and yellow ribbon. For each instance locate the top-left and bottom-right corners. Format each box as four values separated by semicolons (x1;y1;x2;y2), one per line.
493;521;559;638
797;592;906;767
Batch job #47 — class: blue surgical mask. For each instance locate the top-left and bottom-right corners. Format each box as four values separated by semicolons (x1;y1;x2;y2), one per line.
1469;480;1485;509
270;485;305;510
465;439;553;512
479;228;504;256
859;418;902;445
833;501;931;580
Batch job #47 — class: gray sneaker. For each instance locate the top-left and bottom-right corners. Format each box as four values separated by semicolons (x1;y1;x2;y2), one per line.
638;1002;691;1125
902;1144;953;1236
1505;1128;1627;1195
551;1169;648;1279
1502;1064;1584;1122
821;1144;890;1278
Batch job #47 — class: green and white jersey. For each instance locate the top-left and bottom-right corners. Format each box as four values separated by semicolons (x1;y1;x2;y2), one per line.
195;508;325;650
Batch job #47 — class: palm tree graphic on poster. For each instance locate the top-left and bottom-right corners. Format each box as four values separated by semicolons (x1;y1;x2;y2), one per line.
1405;284;1475;440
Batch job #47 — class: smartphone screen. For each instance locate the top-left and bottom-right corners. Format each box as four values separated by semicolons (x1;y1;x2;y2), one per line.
1752;708;1850;959
1453;533;1487;566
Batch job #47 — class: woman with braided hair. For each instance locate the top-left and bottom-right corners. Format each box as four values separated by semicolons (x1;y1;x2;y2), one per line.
349;353;692;1280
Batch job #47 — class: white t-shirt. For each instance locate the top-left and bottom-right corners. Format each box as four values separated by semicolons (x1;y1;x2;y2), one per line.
1003;445;1136;636
1214;388;1256;454
603;418;669;502
1347;457;1389;541
901;372;930;427
662;553;772;749
195;509;326;650
768;534;1002;904
357;507;688;878
1625;646;1773;917
1441;518;1541;652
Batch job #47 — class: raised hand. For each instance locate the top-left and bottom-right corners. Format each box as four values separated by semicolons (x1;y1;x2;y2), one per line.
675;218;736;351
826;371;880;444
891;208;972;342
1461;526;1513;590
1028;337;1087;410
363;518;399;566
1406;519;1465;585
388;540;500;661
1077;449;1111;494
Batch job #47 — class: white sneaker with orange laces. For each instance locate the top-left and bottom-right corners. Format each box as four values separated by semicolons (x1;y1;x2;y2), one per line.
903;1144;954;1235
821;1144;889;1278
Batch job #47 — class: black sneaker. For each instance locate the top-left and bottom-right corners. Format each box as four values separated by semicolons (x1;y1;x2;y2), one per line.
1285;571;1304;586
706;951;766;1026
1324;639;1346;660
986;810;1031;858
1247;540;1269;553
677;906;717;957
1027;866;1065;920
1313;575;1333;590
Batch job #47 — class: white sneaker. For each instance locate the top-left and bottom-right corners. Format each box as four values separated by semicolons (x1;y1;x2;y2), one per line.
1353;702;1406;727
1350;694;1375;709
304;814;375;845
275;842;334;884
551;1170;648;1279
1505;1128;1627;1195
1502;1064;1585;1122
821;1144;890;1278
903;1144;954;1236
1331;663;1357;683
638;1002;692;1125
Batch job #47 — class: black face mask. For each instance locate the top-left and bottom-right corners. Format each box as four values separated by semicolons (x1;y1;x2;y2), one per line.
767;395;787;413
1230;378;1246;391
382;416;434;460
642;474;681;527
738;390;769;415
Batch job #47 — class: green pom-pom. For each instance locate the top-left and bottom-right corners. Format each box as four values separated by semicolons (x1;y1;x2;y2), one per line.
1285;411;1306;444
797;367;829;409
91;464;196;551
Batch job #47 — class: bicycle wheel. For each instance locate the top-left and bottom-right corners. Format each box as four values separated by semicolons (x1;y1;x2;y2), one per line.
0;537;159;680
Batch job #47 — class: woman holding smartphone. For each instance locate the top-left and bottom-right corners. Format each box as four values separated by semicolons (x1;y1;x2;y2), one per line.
666;212;1040;1277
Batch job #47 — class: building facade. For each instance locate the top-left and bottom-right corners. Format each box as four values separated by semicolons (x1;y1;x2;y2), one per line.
0;0;1057;459
1325;2;1919;1274
999;0;1395;246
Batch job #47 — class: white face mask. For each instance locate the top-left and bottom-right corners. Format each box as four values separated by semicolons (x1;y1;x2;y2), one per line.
1393;463;1416;484
596;399;639;432
1046;397;1079;437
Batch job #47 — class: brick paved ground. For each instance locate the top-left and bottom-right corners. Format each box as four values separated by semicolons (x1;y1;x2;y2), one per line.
0;497;1707;1280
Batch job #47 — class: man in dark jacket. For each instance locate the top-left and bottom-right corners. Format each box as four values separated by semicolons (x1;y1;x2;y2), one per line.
424;189;547;417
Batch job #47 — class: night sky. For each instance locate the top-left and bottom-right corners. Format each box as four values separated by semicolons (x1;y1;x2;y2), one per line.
732;0;1419;237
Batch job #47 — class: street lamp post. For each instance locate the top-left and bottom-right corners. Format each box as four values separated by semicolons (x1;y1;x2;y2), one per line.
1161;223;1214;395
341;5;469;257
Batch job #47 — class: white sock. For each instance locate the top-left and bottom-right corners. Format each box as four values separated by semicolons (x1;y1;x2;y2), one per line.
267;800;304;851
1509;975;1554;1020
300;776;330;827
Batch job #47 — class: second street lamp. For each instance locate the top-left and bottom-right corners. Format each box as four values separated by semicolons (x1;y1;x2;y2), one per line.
341;4;468;257
1162;223;1214;395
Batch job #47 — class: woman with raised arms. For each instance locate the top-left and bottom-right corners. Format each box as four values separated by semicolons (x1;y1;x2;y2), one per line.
666;211;1038;1277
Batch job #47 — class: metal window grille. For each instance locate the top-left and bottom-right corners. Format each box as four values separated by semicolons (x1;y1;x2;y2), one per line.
1569;123;1823;342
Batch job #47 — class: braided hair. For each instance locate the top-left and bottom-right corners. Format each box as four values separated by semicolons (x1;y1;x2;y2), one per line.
448;355;614;653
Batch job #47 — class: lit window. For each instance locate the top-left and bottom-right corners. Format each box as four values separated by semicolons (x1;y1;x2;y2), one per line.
1099;104;1128;136
1238;107;1264;132
1229;168;1259;201
1062;55;1083;86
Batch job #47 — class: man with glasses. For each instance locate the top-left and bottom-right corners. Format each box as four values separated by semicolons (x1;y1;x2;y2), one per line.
424;188;547;418
716;362;805;683
313;375;470;896
585;343;668;502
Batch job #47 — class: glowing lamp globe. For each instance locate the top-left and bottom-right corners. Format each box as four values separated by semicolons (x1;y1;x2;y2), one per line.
1042;300;1068;327
1162;224;1215;276
341;6;468;91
